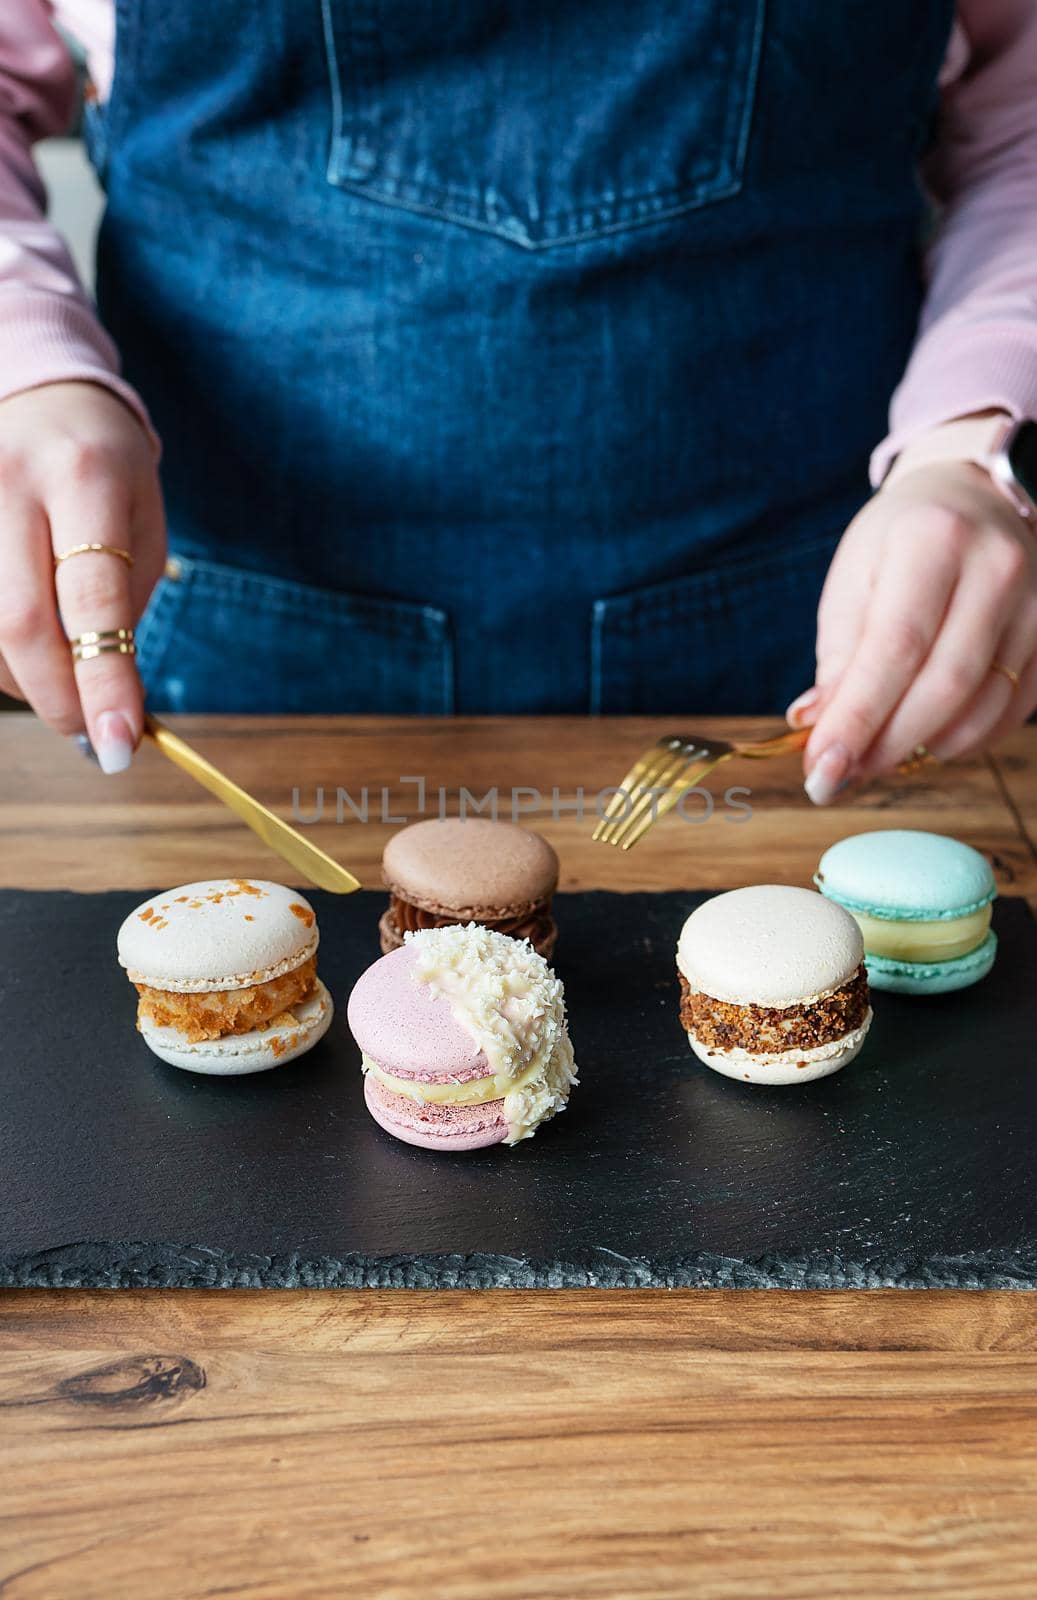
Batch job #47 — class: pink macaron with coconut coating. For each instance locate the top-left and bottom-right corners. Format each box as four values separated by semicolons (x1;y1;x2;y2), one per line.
347;924;577;1152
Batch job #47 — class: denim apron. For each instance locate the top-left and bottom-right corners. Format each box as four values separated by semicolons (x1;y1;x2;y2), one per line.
86;0;954;713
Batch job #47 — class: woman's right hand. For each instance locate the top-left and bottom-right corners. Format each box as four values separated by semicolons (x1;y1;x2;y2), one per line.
0;381;165;772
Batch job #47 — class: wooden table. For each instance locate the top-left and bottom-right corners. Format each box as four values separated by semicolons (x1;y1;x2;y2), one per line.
2;714;1035;1599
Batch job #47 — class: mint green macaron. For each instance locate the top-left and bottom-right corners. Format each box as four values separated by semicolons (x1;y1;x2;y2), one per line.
814;830;997;995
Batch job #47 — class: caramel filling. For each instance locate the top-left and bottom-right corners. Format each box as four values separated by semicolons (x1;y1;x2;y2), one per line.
136;955;318;1044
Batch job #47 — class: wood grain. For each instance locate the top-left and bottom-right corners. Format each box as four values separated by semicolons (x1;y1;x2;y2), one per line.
1;713;1035;1599
990;726;1037;865
2;1296;1037;1599
1;713;1034;904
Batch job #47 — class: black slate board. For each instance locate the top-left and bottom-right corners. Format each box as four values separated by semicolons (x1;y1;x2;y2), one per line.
1;889;1035;1290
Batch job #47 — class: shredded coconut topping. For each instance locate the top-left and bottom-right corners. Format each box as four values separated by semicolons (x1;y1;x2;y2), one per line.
404;923;577;1143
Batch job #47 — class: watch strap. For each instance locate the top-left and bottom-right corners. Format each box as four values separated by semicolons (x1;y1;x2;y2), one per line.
883;414;1014;489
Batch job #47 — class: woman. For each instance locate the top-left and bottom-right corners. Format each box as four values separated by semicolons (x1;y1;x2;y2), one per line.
0;1;1035;806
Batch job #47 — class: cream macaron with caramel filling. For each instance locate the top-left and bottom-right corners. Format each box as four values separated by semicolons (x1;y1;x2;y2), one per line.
677;886;872;1085
118;878;333;1073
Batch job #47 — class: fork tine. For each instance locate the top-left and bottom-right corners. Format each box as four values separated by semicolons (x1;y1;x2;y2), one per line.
614;753;728;850
591;736;683;840
595;723;805;850
591;738;669;836
599;749;697;845
597;742;712;846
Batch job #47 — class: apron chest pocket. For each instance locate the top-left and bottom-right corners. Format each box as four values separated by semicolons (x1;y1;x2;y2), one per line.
137;555;454;714
321;0;766;248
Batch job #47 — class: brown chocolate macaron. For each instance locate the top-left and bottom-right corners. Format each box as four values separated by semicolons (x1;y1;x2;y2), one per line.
379;817;559;959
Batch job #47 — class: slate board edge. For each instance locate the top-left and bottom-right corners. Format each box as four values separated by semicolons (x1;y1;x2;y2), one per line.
3;1242;1036;1290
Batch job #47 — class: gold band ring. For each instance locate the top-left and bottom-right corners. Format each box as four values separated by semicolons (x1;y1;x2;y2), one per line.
991;660;1021;690
54;543;134;568
73;642;136;662
897;743;940;775
70;627;136;663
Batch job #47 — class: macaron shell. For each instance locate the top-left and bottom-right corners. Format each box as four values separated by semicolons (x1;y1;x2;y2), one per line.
815;830;996;921
382;817;558;918
676;886;864;1008
139;980;333;1074
687;1019;870;1085
118;879;319;991
865;930;998;994
347;944;489;1080
364;1074;507;1151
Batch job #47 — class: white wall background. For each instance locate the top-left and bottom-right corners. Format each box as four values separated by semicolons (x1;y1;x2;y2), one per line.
36;137;104;294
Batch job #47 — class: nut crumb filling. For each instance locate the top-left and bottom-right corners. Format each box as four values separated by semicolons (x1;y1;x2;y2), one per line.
136;956;318;1043
678;966;869;1053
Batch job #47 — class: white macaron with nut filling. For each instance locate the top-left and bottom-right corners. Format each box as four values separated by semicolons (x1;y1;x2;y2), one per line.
676;885;872;1085
117;878;333;1074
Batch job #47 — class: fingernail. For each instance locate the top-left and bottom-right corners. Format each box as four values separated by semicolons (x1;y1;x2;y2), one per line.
93;711;135;776
804;743;852;807
786;687;821;728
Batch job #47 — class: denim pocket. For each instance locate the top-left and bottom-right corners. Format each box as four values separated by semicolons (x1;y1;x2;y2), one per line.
137;555;453;714
590;534;836;716
321;0;766;249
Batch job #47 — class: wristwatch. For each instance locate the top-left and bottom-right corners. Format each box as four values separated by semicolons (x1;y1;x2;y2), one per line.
885;414;1037;520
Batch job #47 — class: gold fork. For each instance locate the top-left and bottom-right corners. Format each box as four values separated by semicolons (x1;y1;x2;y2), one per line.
593;726;809;850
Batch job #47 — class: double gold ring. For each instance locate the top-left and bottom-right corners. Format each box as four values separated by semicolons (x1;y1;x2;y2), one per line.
70;627;136;663
54;543;134;569
991;660;1021;690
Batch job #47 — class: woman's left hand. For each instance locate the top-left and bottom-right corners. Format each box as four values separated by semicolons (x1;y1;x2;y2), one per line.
788;458;1037;805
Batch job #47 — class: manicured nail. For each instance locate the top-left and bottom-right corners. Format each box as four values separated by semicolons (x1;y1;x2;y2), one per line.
93;711;135;775
786;687;821;728
804;743;852;807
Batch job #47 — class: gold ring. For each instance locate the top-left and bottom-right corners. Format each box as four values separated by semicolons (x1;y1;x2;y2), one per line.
73;642;136;662
70;627;136;663
54;543;134;568
991;660;1020;690
897;743;940;775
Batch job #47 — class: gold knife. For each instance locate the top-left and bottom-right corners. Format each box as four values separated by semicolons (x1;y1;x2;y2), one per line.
143;714;360;894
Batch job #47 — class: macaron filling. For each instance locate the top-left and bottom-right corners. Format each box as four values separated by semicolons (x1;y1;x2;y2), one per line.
135;953;319;1044
362;1051;551;1107
850;904;992;964
677;966;869;1055
381;894;557;954
139;980;334;1074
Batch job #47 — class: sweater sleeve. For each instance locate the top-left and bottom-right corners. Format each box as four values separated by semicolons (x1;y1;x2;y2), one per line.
870;0;1037;483
0;1;156;447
